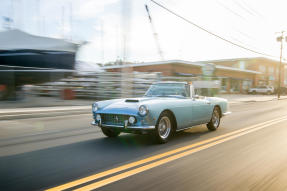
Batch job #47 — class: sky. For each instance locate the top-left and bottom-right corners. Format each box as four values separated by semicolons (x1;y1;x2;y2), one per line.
0;0;287;64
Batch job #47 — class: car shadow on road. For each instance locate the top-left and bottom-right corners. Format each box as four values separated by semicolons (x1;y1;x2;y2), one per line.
97;124;210;147
0;125;212;191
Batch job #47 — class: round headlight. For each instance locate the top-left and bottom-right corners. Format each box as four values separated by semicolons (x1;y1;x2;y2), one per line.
92;103;98;112
139;105;148;116
128;116;136;124
96;114;101;121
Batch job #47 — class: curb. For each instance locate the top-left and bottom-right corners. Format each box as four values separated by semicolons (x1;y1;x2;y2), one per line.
0;106;91;120
229;97;287;105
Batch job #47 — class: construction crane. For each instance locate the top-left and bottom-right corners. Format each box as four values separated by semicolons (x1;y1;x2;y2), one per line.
145;4;164;60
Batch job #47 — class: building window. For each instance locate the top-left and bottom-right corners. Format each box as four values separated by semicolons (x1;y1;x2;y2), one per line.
230;79;240;92
259;65;266;73
268;67;274;74
221;78;227;92
239;61;245;69
269;75;275;81
242;80;252;91
260;75;266;80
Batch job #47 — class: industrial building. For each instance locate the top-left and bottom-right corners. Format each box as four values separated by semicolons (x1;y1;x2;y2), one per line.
104;57;286;93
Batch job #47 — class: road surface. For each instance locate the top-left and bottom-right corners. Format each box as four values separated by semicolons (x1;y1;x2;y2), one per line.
1;100;287;191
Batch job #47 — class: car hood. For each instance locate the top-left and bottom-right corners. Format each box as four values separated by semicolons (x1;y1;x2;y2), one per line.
98;96;183;115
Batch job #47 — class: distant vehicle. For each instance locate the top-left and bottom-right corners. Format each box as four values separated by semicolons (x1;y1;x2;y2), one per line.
248;86;274;95
91;82;231;143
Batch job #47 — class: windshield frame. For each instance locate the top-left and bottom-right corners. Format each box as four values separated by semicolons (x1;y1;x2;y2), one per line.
144;83;190;98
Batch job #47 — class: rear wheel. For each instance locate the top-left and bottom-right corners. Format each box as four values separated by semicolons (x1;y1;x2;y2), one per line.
154;112;174;144
207;107;221;131
101;127;120;137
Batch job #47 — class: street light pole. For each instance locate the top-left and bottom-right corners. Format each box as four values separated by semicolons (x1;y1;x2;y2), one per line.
277;31;284;99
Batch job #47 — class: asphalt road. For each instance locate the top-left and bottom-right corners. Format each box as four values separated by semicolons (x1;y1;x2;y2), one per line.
1;100;287;191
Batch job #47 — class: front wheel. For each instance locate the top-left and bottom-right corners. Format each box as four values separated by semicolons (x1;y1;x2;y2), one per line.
154;112;174;144
101;127;120;137
207;107;221;131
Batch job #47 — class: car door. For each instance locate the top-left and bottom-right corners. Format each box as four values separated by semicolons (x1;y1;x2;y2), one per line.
169;98;194;129
262;86;268;93
255;86;260;93
190;97;213;125
256;86;261;93
258;86;265;93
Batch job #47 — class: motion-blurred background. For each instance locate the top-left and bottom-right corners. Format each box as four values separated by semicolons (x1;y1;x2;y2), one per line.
1;0;287;106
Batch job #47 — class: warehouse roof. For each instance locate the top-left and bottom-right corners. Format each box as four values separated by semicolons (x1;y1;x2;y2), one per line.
0;29;78;52
102;59;262;74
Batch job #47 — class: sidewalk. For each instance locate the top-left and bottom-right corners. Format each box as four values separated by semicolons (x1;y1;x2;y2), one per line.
219;94;287;104
0;95;93;120
0;105;91;120
0;105;90;115
0;95;94;109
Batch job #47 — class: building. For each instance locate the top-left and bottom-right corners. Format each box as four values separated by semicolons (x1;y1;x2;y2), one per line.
103;57;286;93
202;57;286;88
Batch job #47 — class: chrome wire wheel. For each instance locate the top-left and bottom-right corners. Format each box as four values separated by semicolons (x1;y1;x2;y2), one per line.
212;108;220;128
207;107;221;131
158;116;171;139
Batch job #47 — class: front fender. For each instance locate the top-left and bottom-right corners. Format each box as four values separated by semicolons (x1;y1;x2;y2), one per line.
206;97;229;115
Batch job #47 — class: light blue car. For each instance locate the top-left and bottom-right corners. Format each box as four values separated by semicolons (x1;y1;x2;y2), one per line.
92;82;230;143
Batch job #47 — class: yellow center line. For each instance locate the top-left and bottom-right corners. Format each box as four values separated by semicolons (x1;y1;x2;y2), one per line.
75;117;287;191
46;116;287;191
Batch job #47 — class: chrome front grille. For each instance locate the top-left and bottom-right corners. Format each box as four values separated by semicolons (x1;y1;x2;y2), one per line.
101;114;129;126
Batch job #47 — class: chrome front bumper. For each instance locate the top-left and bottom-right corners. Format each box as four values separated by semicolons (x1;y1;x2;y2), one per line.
91;121;155;130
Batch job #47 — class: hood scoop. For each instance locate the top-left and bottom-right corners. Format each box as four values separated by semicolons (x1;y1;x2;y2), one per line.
125;99;139;102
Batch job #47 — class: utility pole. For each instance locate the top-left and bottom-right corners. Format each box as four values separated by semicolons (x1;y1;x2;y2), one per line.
121;0;132;98
276;31;285;99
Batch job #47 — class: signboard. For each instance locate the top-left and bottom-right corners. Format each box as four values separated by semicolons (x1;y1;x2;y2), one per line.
201;63;215;76
193;80;221;89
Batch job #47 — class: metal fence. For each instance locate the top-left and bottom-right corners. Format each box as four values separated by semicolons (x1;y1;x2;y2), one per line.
29;72;221;100
30;72;160;99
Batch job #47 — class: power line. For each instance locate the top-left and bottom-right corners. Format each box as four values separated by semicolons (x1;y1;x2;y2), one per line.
216;0;247;21
239;0;264;18
215;1;262;43
232;0;270;27
231;0;256;17
216;0;272;46
150;0;278;59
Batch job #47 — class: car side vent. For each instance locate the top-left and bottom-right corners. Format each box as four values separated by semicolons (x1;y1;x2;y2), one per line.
125;99;139;102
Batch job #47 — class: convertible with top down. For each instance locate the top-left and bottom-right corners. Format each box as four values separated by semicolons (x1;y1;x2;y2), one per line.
92;82;230;143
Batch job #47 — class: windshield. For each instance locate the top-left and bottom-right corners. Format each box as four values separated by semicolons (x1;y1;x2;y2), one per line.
145;83;189;97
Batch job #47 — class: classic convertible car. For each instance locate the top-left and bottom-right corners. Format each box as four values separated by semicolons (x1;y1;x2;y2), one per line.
92;82;230;143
